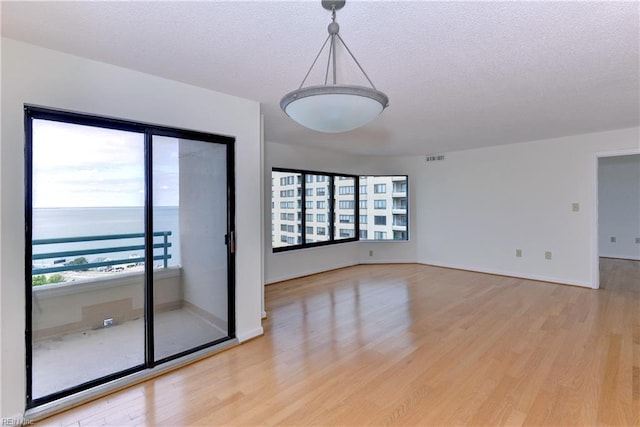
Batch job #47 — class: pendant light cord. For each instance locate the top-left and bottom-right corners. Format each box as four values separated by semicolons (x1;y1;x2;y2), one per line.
297;3;378;91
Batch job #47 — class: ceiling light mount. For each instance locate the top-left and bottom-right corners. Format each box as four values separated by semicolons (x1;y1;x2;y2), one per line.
280;0;389;133
321;0;345;11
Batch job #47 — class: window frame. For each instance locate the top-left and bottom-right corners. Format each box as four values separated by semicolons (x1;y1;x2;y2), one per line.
272;168;359;252
272;171;409;250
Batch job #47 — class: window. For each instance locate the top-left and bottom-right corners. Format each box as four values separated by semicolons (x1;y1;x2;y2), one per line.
272;171;302;248
393;181;407;193
374;200;387;209
359;176;408;241
280;176;295;186
334;176;356;240
393;199;407;210
272;172;408;249
272;169;356;251
393;214;407;226
394;231;407;240
339;215;354;223
338;186;354;195
309;174;331;243
280;201;294;209
340;229;355;237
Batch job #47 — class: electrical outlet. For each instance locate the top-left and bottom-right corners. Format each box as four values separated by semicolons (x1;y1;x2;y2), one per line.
610;236;616;243
545;251;552;260
571;203;579;212
636;237;640;244
369;250;374;257
515;249;522;257
103;318;113;327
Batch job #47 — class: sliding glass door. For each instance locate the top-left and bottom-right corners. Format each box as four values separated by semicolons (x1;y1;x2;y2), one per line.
152;136;231;362
25;107;235;408
29;119;147;401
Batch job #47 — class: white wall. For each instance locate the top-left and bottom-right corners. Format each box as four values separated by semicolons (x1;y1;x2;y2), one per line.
0;38;263;418
598;154;640;260
414;127;640;287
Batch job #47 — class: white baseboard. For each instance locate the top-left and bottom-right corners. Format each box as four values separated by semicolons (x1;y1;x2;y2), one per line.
266;259;595;289
236;326;264;342
419;260;594;289
358;258;417;265
265;262;358;285
261;310;267;319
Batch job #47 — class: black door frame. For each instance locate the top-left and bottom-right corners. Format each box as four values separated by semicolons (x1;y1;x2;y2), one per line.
24;105;236;408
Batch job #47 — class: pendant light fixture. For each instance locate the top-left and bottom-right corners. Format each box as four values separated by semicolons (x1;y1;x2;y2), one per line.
280;0;389;133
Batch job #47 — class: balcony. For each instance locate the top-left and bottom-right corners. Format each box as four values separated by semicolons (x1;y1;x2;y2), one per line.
30;231;228;400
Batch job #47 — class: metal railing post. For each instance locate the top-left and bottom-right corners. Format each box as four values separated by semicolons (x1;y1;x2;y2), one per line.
163;233;168;269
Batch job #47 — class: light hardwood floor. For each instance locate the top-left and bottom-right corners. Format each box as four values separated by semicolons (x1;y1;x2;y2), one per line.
39;259;639;426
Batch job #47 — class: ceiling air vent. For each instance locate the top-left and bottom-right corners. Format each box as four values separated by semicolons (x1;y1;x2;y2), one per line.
425;155;445;162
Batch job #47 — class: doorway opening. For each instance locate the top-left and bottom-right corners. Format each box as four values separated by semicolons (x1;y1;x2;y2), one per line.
596;153;640;290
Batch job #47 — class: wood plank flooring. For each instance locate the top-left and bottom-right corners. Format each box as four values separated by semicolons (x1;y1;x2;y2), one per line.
38;259;639;426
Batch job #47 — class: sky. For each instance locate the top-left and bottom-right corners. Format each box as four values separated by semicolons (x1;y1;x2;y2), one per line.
32;119;179;208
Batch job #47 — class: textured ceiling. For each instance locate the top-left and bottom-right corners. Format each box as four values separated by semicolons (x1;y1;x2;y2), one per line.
2;1;639;155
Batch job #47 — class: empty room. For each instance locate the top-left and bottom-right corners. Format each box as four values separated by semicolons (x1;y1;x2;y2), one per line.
0;1;638;426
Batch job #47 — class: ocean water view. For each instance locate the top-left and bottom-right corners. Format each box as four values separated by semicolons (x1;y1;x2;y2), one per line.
32;206;181;270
